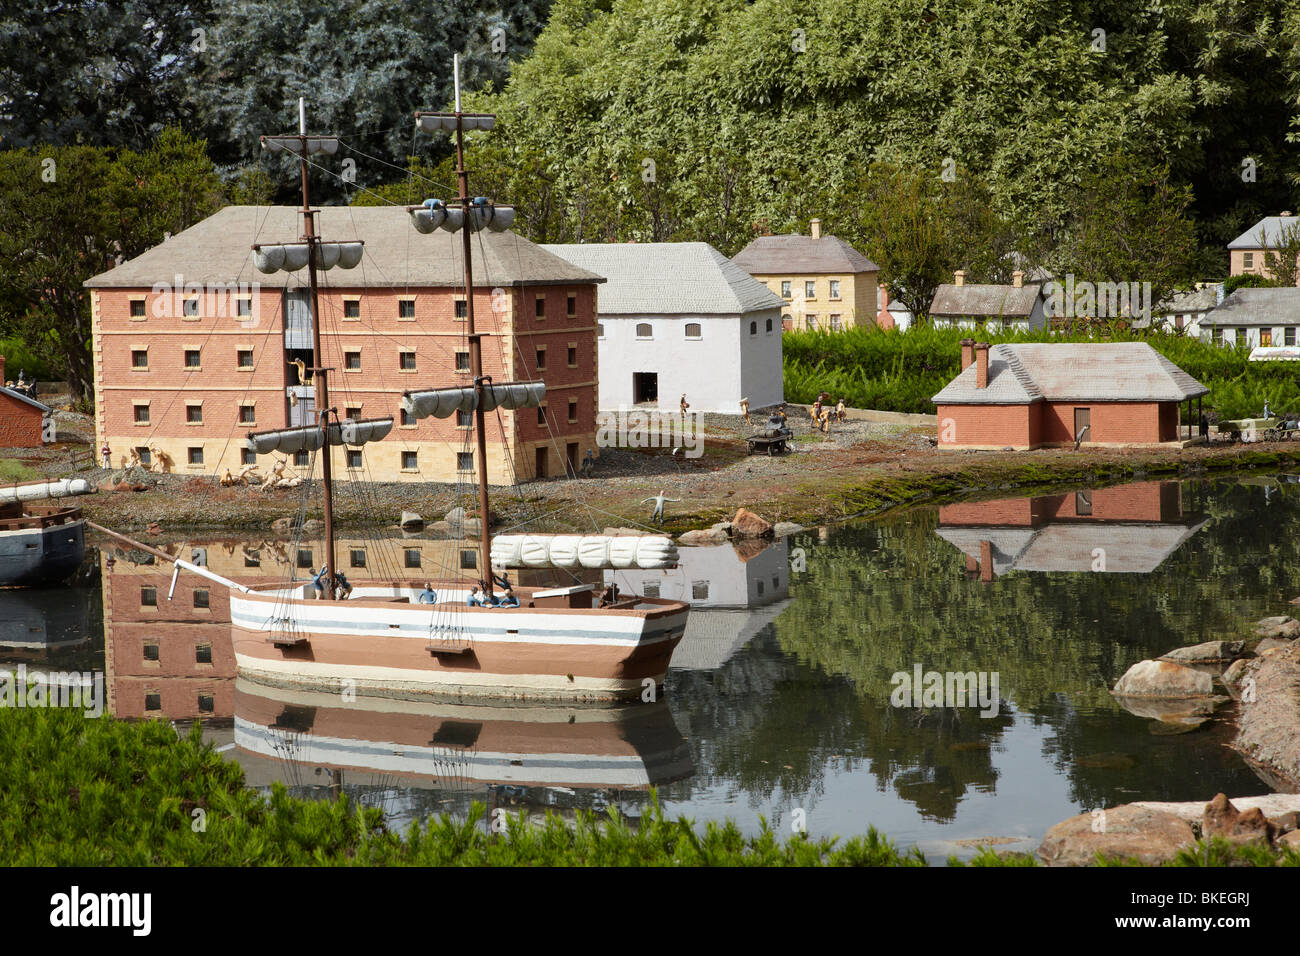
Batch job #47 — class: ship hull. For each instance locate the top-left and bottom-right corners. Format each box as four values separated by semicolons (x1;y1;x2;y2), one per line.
231;585;689;704
0;519;86;587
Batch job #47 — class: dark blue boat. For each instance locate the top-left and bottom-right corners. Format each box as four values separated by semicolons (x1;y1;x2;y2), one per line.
0;502;87;587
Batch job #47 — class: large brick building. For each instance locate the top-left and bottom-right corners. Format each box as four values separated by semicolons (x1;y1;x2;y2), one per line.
933;341;1208;450
84;206;604;483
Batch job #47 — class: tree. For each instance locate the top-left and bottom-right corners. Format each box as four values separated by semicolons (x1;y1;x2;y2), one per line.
1259;220;1300;288
0;131;224;400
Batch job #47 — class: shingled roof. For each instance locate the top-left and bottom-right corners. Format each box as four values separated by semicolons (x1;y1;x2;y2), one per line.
1199;287;1300;327
936;519;1207;575
929;282;1044;318
84;206;604;289
932;343;1208;405
1227;215;1300;249
730;235;879;275
542;242;783;315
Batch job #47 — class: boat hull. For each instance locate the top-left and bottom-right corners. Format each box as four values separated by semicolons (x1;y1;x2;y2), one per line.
231;587;689;704
0;519;86;587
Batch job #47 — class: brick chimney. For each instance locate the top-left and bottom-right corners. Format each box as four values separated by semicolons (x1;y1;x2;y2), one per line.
876;283;896;330
974;342;989;388
960;338;975;371
979;540;993;583
810;219;822;240
954;270;967;287
0;354;5;385
1012;270;1025;288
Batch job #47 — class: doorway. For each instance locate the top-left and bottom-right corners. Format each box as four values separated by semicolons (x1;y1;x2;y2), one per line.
535;446;547;479
633;372;658;404
566;442;579;476
1073;407;1091;444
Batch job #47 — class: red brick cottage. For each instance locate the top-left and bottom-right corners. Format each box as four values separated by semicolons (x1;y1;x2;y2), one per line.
933;341;1208;450
0;356;52;447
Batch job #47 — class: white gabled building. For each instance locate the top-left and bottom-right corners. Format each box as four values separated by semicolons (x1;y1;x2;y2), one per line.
542;242;785;414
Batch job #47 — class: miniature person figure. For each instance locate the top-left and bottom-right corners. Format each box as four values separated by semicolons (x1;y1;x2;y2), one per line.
418;582;438;604
680;394;690;419
812;397;823;423
582;448;596;474
311;565;331;597
101;444;112;469
777;404;788;425
466;585;484;607
498;587;520;608
835;398;846;423
599;582;620;607
334;570;353;600
739;397;751;424
492;571;512;591
643;489;681;524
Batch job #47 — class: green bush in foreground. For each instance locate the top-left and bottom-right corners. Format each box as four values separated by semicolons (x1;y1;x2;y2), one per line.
4;709;1298;866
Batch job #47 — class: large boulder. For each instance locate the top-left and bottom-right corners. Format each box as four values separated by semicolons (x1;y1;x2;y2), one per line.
1159;640;1244;664
1038;805;1196;866
731;508;774;538
1203;793;1274;849
772;521;805;537
1254;616;1300;639
1254;636;1294;654
1111;660;1216;699
1221;658;1254;687
678;528;728;546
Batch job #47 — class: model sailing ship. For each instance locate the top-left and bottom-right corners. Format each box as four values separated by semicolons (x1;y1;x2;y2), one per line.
0;478;95;587
102;70;689;703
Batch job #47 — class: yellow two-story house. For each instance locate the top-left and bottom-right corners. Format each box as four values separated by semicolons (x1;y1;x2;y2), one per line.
731;220;880;331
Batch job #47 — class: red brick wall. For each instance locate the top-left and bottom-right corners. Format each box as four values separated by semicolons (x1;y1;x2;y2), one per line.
935;403;1032;448
0;391;44;447
1042;402;1162;444
938;498;1037;526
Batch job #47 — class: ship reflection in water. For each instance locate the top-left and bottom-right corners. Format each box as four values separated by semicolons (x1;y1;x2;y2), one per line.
0;585;94;666
97;533;813;822
936;481;1206;578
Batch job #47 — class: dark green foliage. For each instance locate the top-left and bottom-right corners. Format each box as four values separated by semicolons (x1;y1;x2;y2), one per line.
1222;272;1282;296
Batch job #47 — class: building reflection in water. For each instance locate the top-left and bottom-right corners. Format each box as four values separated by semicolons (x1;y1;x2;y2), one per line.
936;481;1206;580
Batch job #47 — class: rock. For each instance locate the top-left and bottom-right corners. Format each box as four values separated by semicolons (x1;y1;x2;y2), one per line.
1110;694;1223;724
731;508;774;538
1254;616;1300;639
678;528;728;546
271;517;294;534
1270;811;1299;834
427;520;452;536
1203;793;1274;848
1159;640;1244;664
772;521;805;537
1290;596;1300;605
1038;805;1196;867
145;521;162;536
1254;636;1294;654
709;521;733;535
445;506;467;526
602;527;644;537
1279;831;1300;851
400;510;423;530
1111;660;1216;699
114;481;132;492
1221;658;1253;686
1234;644;1300;791
301;518;323;533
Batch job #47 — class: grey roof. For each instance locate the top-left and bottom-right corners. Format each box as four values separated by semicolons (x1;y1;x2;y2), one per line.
932;343;1208;405
671;601;792;670
1199;287;1300;327
0;387;51;415
541;242;783;315
730;234;879;276
929;282;1044;318
1227;216;1300;249
85;206;604;289
1154;286;1219;315
936;519;1206;575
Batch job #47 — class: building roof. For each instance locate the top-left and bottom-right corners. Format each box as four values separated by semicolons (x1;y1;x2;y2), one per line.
1199;287;1300;327
1153;286;1220;315
84;205;604;289
1227;215;1300;250
540;242;783;315
936;519;1207;575
932;342;1208;405
929;282;1044;318
0;387;51;415
729;234;879;276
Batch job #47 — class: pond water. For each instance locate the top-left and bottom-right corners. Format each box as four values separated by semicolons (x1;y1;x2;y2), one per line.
5;476;1293;862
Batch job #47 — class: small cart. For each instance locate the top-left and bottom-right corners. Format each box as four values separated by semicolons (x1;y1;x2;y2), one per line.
746;420;793;456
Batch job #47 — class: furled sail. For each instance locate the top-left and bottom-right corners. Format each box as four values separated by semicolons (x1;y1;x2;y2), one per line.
490;534;678;570
261;135;340;157
254;241;364;274
403;382;545;420
0;478;97;504
247;417;393;455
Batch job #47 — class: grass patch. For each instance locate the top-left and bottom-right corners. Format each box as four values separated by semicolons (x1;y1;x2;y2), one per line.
0;458;41;483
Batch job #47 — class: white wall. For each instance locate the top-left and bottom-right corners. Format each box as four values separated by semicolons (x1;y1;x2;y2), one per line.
597;310;783;414
605;538;790;608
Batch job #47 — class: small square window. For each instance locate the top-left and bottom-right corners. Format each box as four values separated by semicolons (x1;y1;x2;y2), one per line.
183;297;200;317
236;297;252;317
237;349;254;368
187;446;203;465
398;299;416;319
780;281;791;298
184;349;201;369
537;406;546;426
566;294;576;317
535;297;546;319
143;642;159;661
145;693;161;711
296;548;314;569
346;449;362;469
402;450;418;470
400;407;414;426
535;348;547;370
197;694;214;713
756;579;765;596
131;349;148;369
568;398;578;423
636;323;652;338
195;644;212;664
1076;491;1093;515
141;586;157;608
460;549;477;569
194;588;209;609
829;280;841;299
455;351;469;371
597;322;605;338
643;582;660;598
345;351;361;370
692;581;709;600
350;549;366;568
1243;252;1255;269
1287;327;1296;346
805;281;816;298
567;346;577;366
404;548;422;568
455;299;468;319
137;447;152;466
238;405;255;424
242;448;257;466
399;351;416;371
456;409;472;428
457;451;473;471
293;450;309;467
345;406;362;420
133;404;150;424
685;323;701;339
186;405;203;424
129;299;146;318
